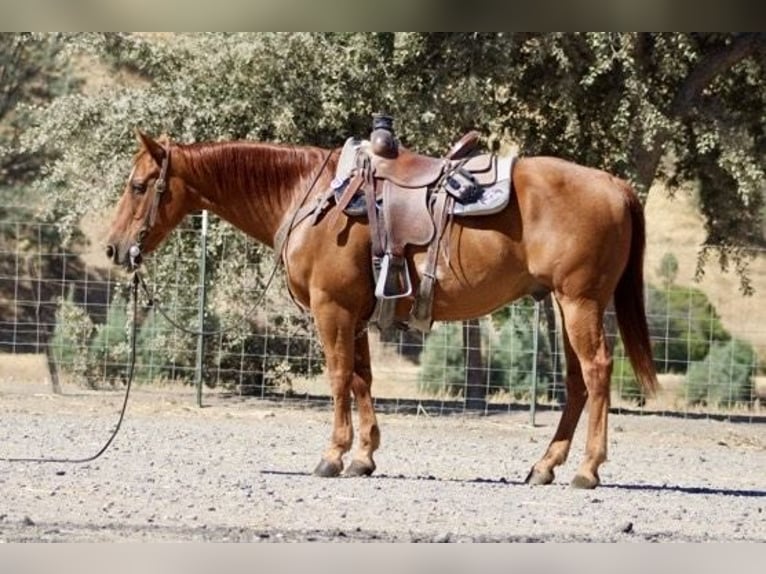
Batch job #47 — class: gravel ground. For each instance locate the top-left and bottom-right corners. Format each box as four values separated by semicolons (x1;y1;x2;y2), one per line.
1;380;764;542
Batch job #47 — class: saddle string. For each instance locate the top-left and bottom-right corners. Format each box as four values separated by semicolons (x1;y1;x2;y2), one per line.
274;148;334;262
0;273;142;464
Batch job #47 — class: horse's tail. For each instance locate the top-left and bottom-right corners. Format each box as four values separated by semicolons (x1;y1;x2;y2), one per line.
614;183;658;396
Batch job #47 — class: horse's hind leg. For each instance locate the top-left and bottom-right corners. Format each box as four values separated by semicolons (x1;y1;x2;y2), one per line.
345;330;381;477
560;297;612;488
528;296;612;488
526;298;588;486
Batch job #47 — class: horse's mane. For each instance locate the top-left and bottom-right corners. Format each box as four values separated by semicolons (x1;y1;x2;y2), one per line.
177;141;326;197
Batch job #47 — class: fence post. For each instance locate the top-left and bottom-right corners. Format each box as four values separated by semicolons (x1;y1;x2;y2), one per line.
463;318;486;411
530;300;540;426
195;210;209;408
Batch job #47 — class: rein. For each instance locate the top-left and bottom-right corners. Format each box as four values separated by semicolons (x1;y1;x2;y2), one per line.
0;273;141;464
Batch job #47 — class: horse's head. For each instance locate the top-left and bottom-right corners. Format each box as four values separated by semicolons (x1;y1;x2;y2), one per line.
105;130;188;270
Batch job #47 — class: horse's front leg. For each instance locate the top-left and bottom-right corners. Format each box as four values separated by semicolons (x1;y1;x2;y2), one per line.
311;299;360;477
345;330;380;476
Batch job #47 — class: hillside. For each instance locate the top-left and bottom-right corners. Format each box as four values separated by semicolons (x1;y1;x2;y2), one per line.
644;184;766;356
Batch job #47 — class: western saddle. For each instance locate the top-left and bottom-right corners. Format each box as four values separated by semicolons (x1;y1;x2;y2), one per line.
309;113;511;333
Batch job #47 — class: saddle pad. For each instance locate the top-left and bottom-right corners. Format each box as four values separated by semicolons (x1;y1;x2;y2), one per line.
332;137;362;189
451;155;515;217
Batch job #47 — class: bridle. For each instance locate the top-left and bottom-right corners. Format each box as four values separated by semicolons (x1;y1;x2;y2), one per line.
131;143;171;268
134;146;334;337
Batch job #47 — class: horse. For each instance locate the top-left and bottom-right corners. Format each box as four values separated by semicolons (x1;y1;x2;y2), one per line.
105;130;658;489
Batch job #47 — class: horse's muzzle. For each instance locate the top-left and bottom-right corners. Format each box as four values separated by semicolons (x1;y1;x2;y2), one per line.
105;243;142;269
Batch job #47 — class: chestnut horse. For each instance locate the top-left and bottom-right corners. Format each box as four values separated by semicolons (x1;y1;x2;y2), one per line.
106;131;657;489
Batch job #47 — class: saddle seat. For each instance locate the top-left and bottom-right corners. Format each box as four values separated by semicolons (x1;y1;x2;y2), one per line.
368;145;447;188
367;131;481;189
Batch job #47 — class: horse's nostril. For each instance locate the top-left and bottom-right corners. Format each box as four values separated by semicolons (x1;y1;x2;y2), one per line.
105;244;116;261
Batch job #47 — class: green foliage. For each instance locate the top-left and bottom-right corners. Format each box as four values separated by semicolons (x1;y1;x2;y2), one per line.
612;353;642;404
21;34;766;255
685;338;756;408
418;301;551;400
51;286;94;386
0;33;72;188
417;322;466;397
88;293;130;384
658;252;679;288
615;282;731;403
10;33;765;391
647;283;730;373
134;308;188;383
488;301;551;399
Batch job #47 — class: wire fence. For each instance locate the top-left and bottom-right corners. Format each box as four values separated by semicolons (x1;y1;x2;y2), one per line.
1;212;765;422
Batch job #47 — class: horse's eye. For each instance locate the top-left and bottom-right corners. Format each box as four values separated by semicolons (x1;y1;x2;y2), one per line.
131;181;147;194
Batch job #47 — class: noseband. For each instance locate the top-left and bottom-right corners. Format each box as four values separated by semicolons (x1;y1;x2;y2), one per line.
134;143;171;264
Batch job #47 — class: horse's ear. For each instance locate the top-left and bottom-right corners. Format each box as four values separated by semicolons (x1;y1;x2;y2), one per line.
134;129;166;166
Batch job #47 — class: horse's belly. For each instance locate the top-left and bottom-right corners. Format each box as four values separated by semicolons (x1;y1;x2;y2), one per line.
406;243;533;321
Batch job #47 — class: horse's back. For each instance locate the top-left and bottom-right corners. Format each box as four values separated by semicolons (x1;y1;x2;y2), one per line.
514;156;633;217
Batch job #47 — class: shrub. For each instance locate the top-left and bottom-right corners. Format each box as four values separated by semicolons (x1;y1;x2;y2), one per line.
488;302;551;400
88;293;131;386
615;282;730;403
50;286;94;386
685;339;756;408
646;283;729;373
134;308;192;383
418;300;552;400
417;322;467;397
612;352;644;405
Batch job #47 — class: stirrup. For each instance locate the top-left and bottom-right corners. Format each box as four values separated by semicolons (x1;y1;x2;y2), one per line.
374;254;412;299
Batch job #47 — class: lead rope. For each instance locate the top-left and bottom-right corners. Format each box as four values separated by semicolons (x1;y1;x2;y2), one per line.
0;150;333;463
1;273;141;464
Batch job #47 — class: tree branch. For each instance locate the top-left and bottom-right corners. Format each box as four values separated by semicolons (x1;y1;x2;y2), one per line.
671;33;766;116
631;33;765;197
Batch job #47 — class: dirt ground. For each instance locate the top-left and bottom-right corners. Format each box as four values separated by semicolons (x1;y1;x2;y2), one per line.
1;374;764;543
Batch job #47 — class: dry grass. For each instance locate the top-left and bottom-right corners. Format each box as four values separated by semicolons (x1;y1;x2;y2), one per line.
644;184;766;357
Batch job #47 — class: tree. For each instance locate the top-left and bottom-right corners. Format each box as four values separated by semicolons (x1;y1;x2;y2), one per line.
658;252;679;288
0;34;97;394
0;33;70;187
15;33;766;387
22;34;766;256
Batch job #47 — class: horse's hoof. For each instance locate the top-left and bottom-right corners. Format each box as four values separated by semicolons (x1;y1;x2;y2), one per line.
525;467;555;486
571;473;600;489
313;459;343;477
344;459;375;477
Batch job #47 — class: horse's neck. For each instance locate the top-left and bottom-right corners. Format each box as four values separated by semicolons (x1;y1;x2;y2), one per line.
177;143;321;248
